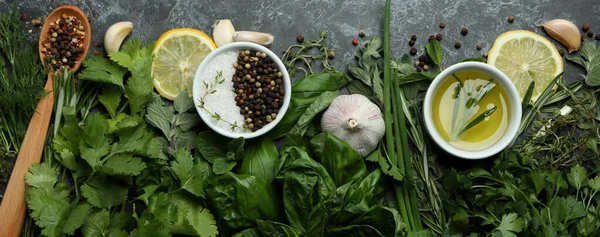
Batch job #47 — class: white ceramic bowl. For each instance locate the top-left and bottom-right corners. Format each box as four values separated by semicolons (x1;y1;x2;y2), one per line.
423;62;522;159
192;42;291;139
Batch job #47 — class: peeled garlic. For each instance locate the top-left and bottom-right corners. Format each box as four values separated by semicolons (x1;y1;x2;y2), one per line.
542;19;581;52
212;19;235;47
321;94;385;157
233;31;274;47
559;105;573;116
104;22;133;53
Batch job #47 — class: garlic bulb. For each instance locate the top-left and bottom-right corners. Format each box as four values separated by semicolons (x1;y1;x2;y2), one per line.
321;94;385;157
212;19;235;47
542;19;581;52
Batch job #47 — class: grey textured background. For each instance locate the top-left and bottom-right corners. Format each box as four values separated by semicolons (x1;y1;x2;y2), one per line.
1;0;599;82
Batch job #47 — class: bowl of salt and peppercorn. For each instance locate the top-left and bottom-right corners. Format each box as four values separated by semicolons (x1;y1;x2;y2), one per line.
193;42;291;139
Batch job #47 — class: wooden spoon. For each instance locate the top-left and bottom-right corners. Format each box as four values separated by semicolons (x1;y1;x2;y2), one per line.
0;5;91;236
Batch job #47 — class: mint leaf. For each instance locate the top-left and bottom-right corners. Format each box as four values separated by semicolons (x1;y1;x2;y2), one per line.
425;40;443;67
174;90;196;113
175;112;202;132
98;85;122;119
81;176;129;208
565;39;600;86
212;159;237;175
172;148;208;197
146;99;175;138
79;55;127;89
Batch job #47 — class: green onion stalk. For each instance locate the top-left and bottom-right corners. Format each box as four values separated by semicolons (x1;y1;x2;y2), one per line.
384;0;423;232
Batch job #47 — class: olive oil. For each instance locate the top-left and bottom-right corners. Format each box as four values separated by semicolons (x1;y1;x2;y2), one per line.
431;71;511;151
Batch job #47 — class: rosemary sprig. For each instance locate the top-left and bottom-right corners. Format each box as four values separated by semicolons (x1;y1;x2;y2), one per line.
197;71;245;132
281;31;335;78
449;74;497;140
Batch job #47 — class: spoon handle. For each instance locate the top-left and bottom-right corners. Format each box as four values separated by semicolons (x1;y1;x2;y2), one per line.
0;74;54;237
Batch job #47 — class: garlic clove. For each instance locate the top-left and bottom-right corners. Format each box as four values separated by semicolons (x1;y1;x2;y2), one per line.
212;19;235;47
542;19;581;53
104;21;133;53
321;94;385;157
559;105;572;116
233;31;274;47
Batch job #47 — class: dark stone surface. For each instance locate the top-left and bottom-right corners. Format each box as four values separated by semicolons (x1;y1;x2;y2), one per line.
2;0;599;81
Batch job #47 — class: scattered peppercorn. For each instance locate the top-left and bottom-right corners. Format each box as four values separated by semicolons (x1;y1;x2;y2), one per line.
296;35;304;43
359;30;366;38
439;21;446;29
423;65;430;71
461;27;468;36
408;40;415;46
418;55;426;62
454;42;461;49
411;35;417;41
96;41;103;47
508;15;515;23
416;67;423;72
418;61;425;67
435;33;443;41
476;43;483;50
558;48;565;56
582;24;590;32
409;47;417;55
352;38;359;46
428;35;435;42
596;35;600;41
587;31;594;38
232;49;285;131
414;60;420;67
328;51;336;59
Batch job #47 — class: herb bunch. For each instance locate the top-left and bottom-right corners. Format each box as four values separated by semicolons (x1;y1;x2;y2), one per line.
282;31;335;78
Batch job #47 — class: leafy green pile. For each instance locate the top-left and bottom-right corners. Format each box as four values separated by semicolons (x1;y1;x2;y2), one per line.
0;7;46;184
566;39;600;86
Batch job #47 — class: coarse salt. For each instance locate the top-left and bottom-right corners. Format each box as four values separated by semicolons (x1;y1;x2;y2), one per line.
197;51;246;132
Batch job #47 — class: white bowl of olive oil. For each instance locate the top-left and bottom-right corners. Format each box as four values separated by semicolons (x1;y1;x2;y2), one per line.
423;62;522;159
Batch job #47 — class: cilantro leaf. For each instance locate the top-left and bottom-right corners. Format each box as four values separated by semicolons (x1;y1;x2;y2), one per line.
81;176;129;208
109;39;143;71
82;209;129;237
125;56;154;115
550;196;586;225
136;193;177;237
114;124;161;158
425;40;443;67
98;85;123;119
99;153;147;176
136;185;159;205
172;148;208;197
107;113;140;134
79;55;127;89
567;164;587;190
79;114;111;169
588;175;600;191
171;193;219;237
493;213;524;237
25;163;70;237
63;203;92;235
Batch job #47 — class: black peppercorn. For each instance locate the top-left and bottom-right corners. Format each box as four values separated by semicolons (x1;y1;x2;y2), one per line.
596;35;600;41
439;21;446;29
435;33;443;41
418;55;426;62
587;31;594;38
582;24;590;32
454;42;461;49
416;67;423;72
508;15;515;23
296;35;304;43
410;35;417;41
461;27;468;36
409;47;417;55
408;40;415;46
359;30;366;38
476;43;483;50
428;35;435;42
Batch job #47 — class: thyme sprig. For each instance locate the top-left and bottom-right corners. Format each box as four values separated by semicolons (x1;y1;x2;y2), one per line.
281;31;335;78
197;71;245;132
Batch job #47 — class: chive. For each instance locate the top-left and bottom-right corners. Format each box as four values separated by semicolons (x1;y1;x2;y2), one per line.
517;72;564;137
521;80;535;114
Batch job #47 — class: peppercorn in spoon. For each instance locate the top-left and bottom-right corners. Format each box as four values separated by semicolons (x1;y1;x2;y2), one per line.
0;5;91;237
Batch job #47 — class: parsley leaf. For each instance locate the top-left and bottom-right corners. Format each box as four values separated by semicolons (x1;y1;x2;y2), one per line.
98;85;123;119
565;39;600;86
63;203;92;235
172;148;208;197
81;176;129;208
493;213;524;237
126;55;154;115
79;115;111;169
567;164;587;190
109;39;143;71
79;55;127;89
171;193;219;237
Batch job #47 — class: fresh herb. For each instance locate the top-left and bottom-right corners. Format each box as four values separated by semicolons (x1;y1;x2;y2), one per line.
382;0;423;233
281;32;336;78
449;75;498;140
425;39;443;67
566;39;600;86
347;37;384;103
196;70;243;132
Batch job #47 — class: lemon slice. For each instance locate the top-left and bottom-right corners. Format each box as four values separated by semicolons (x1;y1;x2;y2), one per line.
152;28;217;100
487;30;563;102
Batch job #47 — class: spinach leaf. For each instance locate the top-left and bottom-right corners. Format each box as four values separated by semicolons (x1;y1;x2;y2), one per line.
310;133;367;186
205;172;282;231
268;73;349;139
239;140;278;183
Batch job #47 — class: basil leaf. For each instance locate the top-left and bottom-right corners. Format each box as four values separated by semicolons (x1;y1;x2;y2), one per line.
239;140;278;183
291;72;350;92
425;40;443;67
309;133;367;186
